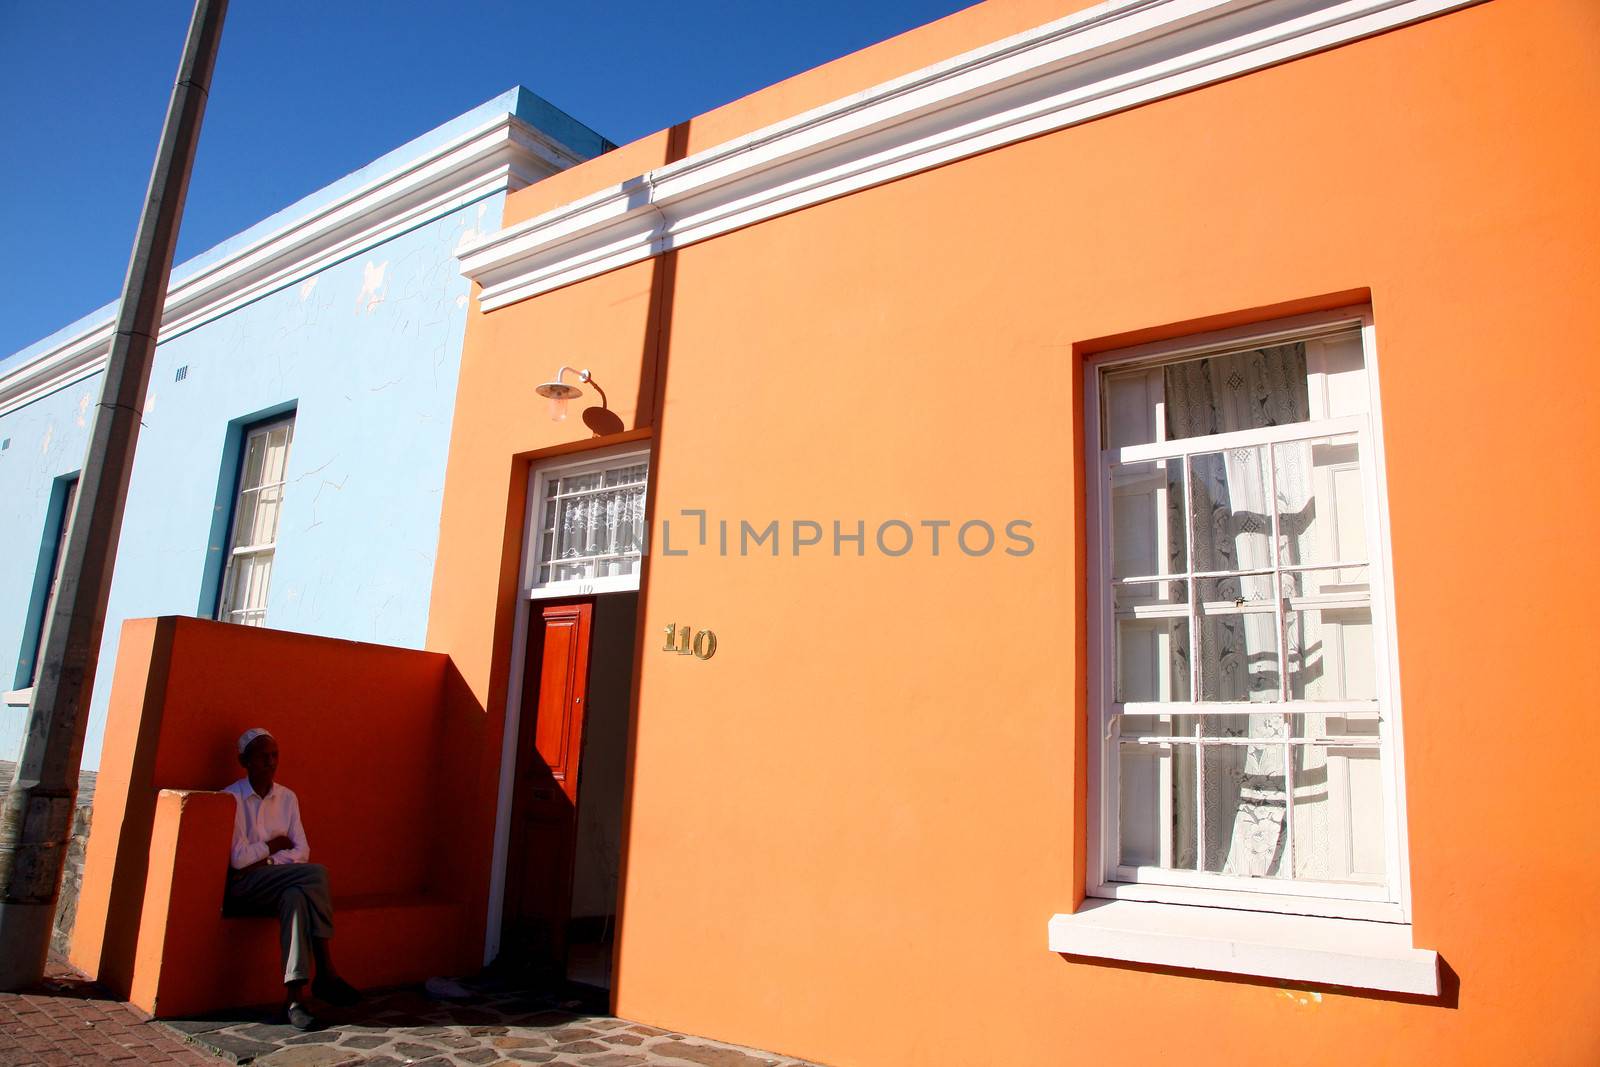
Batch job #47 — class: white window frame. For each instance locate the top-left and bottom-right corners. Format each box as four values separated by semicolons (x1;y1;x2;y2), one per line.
521;442;651;601
1082;306;1413;925
216;415;295;627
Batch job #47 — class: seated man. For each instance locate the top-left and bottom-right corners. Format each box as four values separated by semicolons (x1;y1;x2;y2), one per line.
226;728;360;1029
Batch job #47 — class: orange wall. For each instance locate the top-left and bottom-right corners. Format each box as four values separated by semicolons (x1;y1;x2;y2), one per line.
425;252;670;957
72;617;476;993
432;0;1600;1064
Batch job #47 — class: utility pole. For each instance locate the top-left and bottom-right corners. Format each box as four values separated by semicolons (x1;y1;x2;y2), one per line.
0;0;228;989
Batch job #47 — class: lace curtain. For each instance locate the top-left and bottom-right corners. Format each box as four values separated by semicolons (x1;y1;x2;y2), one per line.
1164;343;1308;876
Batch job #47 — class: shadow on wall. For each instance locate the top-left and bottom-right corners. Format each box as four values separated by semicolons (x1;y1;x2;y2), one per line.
605;118;689;1003
571;122;692;441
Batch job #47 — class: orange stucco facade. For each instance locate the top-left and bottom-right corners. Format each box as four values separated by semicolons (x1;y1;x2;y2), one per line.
426;0;1600;1064
64;0;1598;1057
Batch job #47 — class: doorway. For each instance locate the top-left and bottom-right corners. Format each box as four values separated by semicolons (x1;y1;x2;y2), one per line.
500;590;638;995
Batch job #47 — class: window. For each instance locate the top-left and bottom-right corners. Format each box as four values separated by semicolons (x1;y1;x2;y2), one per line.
216;417;294;626
1086;309;1407;923
523;445;650;599
15;473;78;691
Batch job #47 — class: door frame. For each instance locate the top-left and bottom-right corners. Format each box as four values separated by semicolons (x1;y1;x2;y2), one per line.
483;443;650;965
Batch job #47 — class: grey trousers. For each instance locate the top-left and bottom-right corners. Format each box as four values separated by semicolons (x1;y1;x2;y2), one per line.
225;862;335;984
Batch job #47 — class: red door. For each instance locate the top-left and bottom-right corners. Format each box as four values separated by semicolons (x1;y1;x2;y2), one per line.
501;601;593;970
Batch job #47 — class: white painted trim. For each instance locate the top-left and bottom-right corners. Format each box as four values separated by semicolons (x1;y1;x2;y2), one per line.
484;594;532;966
2;689;32;709
1048;899;1438;994
1089;309;1367;371
1358;311;1415;929
0;115;589;419
525;576;642;601
459;0;1483;310
1112;414;1369;463
1084;346;1111;931
1094;876;1403;922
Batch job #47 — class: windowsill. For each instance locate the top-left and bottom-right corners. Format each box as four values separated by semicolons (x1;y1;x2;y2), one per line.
2;688;32;708
1049;899;1438;995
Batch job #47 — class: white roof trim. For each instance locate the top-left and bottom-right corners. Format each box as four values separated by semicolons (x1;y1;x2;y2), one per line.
0;113;585;418
459;0;1483;311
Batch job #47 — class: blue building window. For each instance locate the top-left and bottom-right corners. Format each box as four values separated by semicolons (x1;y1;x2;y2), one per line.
15;473;79;690
215;416;295;626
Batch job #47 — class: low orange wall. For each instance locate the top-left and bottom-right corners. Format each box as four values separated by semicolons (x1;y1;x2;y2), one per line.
72;616;477;998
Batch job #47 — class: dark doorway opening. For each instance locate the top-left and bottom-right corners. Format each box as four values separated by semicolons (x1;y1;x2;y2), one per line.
500;591;638;999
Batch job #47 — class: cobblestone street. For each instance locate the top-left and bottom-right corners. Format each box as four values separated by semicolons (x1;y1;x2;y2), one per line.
0;960;824;1067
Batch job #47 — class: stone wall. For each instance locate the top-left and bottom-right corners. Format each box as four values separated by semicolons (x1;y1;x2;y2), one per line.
0;759;95;958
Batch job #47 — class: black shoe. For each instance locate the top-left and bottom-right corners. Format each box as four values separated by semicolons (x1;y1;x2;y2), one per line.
286;1001;318;1031
312;974;363;1007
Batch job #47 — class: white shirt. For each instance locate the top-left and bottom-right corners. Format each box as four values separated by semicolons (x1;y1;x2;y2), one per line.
225;778;310;869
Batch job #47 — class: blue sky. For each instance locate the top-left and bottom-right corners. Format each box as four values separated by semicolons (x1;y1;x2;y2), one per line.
0;0;972;358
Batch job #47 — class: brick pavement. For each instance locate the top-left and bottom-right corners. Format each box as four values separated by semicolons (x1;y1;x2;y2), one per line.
0;958;221;1067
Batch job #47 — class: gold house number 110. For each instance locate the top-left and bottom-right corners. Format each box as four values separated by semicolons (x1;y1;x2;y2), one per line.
662;623;717;660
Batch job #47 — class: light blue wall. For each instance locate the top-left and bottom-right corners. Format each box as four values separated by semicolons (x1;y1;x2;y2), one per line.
0;379;97;700
0;194;498;769
0;88;610;769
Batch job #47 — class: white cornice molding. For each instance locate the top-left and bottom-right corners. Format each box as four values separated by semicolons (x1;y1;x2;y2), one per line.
0;113;588;418
460;0;1483;311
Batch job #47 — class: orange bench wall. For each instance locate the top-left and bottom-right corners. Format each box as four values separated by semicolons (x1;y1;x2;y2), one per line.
72;616;478;997
127;788;466;1017
429;0;1600;1064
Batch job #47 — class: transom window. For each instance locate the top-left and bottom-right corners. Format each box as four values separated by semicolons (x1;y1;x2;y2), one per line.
217;417;294;627
524;446;650;598
1087;310;1406;921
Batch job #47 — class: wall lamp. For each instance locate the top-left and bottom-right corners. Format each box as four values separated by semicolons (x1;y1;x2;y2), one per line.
534;366;590;421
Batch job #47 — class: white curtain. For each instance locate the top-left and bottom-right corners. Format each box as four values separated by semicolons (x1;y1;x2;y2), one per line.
1164;343;1307;876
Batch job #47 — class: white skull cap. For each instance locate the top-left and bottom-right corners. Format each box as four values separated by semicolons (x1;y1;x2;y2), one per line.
237;727;274;756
